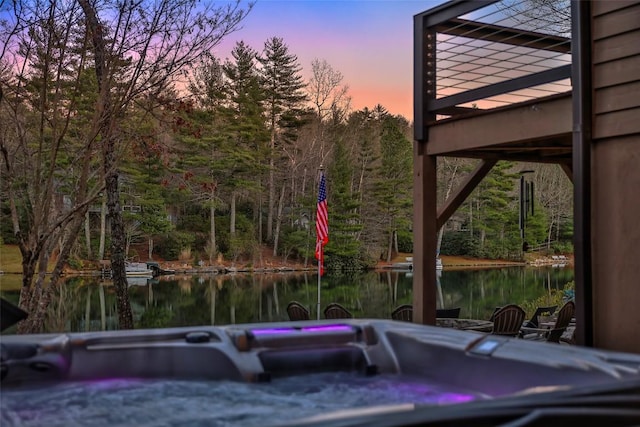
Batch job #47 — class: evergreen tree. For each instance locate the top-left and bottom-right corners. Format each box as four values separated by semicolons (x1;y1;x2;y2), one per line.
120;110;175;260
185;54;229;262
345;108;383;257
373;115;413;261
473;161;520;259
189;53;227;112
325;140;366;270
257;37;308;247
220;41;269;254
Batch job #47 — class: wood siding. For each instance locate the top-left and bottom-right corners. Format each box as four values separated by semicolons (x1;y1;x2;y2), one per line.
591;1;640;353
593;2;640;139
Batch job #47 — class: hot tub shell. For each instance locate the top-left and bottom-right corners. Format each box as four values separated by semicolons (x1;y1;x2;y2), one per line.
2;319;640;425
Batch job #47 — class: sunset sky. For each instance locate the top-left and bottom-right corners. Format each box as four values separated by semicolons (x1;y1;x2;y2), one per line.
215;0;447;120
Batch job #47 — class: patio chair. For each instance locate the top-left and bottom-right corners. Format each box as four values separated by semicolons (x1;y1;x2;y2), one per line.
488;306;502;322
521;301;575;343
490;304;526;337
324;302;353;319
391;304;413;322
286;301;310;321
522;305;558;329
560;327;577;345
436;307;461;319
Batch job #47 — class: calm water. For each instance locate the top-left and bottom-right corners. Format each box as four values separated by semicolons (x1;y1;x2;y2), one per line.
0;266;573;333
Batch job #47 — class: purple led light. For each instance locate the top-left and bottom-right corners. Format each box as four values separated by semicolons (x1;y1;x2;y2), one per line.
250;328;296;336
301;325;353;333
438;392;476;404
249;324;353;336
388;382;479;405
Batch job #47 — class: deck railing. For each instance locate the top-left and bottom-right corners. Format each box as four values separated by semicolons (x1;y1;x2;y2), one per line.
414;0;572;139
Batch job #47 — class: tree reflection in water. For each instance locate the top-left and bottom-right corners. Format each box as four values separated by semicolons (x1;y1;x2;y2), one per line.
1;267;574;333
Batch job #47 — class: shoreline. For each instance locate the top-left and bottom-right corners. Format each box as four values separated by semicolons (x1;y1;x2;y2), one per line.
0;257;572;275
0;245;574;277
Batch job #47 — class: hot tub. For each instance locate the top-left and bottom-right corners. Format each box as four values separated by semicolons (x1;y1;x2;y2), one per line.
2;320;640;426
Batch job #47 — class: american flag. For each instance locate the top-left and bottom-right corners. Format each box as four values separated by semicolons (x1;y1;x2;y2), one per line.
315;172;328;275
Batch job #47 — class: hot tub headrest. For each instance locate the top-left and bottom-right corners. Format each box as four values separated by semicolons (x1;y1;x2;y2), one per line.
228;324;377;352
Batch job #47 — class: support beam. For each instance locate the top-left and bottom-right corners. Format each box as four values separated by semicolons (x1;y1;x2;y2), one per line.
427;94;572;155
571;0;594;347
560;163;573;182
417;0;498;28
442;151;571;163
413;11;428;141
413;147;438;326
437;160;497;229
435;18;571;53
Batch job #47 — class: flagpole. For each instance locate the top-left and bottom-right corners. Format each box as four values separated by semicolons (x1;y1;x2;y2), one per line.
316;166;322;321
315;166;327;321
317;246;321;320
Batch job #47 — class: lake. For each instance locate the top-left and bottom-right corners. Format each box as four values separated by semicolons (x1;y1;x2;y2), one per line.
0;266;574;333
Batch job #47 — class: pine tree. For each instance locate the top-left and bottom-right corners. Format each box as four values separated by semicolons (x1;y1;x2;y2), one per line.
325;140;365;270
120;104;175;260
345;108;383;257
473;161;520;259
220;41;269;254
373;115;413;261
185;54;229;262
258;37;308;248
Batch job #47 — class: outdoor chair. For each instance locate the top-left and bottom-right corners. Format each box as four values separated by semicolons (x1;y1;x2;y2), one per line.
490;304;526;337
521;301;575;343
436;307;461;319
560;327;577;345
286;301;310;321
488;306;502;322
324;302;353;319
522;305;558;329
391;304;413;322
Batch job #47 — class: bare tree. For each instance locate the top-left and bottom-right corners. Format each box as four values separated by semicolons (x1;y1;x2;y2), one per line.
500;0;570;35
308;59;350;123
1;0;252;331
1;1;104;333
78;0;252;328
304;58;350;203
533;163;572;247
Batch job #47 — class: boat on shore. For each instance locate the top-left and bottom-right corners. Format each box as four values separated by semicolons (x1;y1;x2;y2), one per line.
124;262;154;278
99;261;175;279
100;261;153;279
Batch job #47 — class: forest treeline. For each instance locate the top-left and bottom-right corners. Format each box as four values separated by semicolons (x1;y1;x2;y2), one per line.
0;0;572;331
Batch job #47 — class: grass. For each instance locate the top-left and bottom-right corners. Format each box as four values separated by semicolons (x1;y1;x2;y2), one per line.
389;252;522;268
1;245;25;291
1;244;23;274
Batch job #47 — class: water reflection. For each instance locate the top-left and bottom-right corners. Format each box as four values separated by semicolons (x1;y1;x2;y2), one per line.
0;267;573;333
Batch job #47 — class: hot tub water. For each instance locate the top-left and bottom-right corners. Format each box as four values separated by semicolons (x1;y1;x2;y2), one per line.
0;372;486;426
